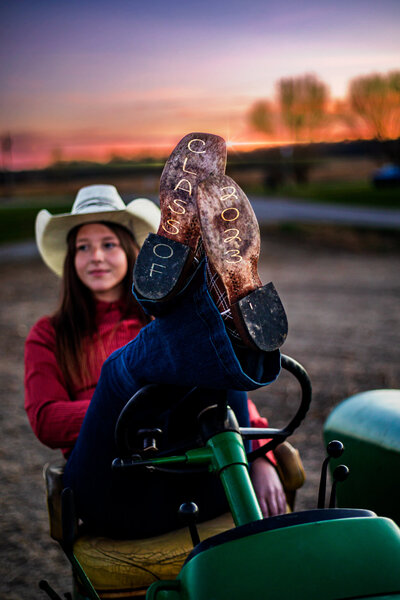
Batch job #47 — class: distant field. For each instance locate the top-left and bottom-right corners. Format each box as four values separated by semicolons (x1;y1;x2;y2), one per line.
0;202;72;244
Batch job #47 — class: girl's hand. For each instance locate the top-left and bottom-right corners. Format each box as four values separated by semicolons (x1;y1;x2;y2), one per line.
250;457;287;517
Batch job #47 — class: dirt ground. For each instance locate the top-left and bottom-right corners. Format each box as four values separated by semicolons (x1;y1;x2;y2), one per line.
1;228;400;600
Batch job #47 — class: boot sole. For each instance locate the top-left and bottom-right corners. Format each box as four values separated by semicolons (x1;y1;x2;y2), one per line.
159;132;226;249
197;175;288;351
133;133;226;301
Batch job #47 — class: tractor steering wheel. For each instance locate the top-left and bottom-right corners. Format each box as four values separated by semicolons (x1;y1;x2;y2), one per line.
114;355;311;468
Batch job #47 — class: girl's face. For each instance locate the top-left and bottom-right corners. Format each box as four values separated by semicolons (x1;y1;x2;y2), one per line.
74;223;128;302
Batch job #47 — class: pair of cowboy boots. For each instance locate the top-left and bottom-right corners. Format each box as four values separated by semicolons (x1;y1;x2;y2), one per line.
133;132;287;352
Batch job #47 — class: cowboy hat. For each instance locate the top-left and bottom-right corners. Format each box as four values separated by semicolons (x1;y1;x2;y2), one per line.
35;184;160;276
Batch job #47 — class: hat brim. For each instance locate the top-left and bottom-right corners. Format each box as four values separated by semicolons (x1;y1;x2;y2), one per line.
36;198;160;276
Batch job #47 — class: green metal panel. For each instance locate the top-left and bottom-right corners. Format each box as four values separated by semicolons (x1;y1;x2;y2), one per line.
324;389;400;523
359;597;400;600
147;516;400;600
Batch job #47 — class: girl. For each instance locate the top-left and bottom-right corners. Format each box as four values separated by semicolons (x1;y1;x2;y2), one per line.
25;133;286;539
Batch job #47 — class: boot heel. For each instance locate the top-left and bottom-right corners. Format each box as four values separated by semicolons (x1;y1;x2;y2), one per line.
234;283;288;352
133;233;192;301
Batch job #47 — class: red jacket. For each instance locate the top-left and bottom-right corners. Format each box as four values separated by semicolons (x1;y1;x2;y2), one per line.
24;299;274;462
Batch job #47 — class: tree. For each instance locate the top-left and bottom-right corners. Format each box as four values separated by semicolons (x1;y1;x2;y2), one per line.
1;133;13;170
276;74;329;142
348;71;400;140
248;74;330;185
248;100;275;135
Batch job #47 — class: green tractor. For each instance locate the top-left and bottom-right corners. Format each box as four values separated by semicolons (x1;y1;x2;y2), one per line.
41;356;400;600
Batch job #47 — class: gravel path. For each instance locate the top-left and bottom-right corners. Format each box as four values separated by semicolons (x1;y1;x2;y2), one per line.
1;230;400;599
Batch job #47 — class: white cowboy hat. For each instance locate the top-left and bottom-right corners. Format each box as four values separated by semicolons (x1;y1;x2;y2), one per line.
35;184;160;276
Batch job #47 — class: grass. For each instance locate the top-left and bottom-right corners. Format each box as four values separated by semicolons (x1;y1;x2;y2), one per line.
0;203;72;244
249;181;400;209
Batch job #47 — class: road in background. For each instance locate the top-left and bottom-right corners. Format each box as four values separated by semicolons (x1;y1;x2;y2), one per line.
251;197;400;229
1;197;400;265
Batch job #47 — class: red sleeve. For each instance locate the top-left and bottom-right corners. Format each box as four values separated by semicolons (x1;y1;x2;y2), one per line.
24;317;89;451
248;398;276;466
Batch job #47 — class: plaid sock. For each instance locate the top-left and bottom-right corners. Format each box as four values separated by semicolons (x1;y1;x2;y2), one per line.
193;238;204;266
205;260;243;344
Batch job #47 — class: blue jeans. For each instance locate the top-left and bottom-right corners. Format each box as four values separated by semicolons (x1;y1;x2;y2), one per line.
64;262;280;538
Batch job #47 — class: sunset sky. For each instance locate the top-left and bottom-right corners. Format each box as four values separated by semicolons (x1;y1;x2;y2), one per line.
1;0;399;168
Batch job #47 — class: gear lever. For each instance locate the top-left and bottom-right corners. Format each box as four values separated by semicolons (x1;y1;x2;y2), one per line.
318;440;344;508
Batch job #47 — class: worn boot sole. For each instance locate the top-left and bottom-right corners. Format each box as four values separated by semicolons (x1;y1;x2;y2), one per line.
133;132;226;301
197;174;288;351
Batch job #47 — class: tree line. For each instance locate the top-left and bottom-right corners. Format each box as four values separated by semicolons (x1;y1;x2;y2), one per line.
249;70;400;143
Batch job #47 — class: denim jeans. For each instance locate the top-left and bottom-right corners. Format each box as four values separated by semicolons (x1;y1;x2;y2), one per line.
64;262;280;538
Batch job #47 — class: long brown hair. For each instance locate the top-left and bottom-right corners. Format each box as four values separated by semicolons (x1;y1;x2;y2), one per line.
52;221;150;392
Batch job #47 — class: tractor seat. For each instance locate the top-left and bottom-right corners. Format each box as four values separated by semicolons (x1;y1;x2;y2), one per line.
74;513;234;598
44;462;234;597
43;441;305;599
